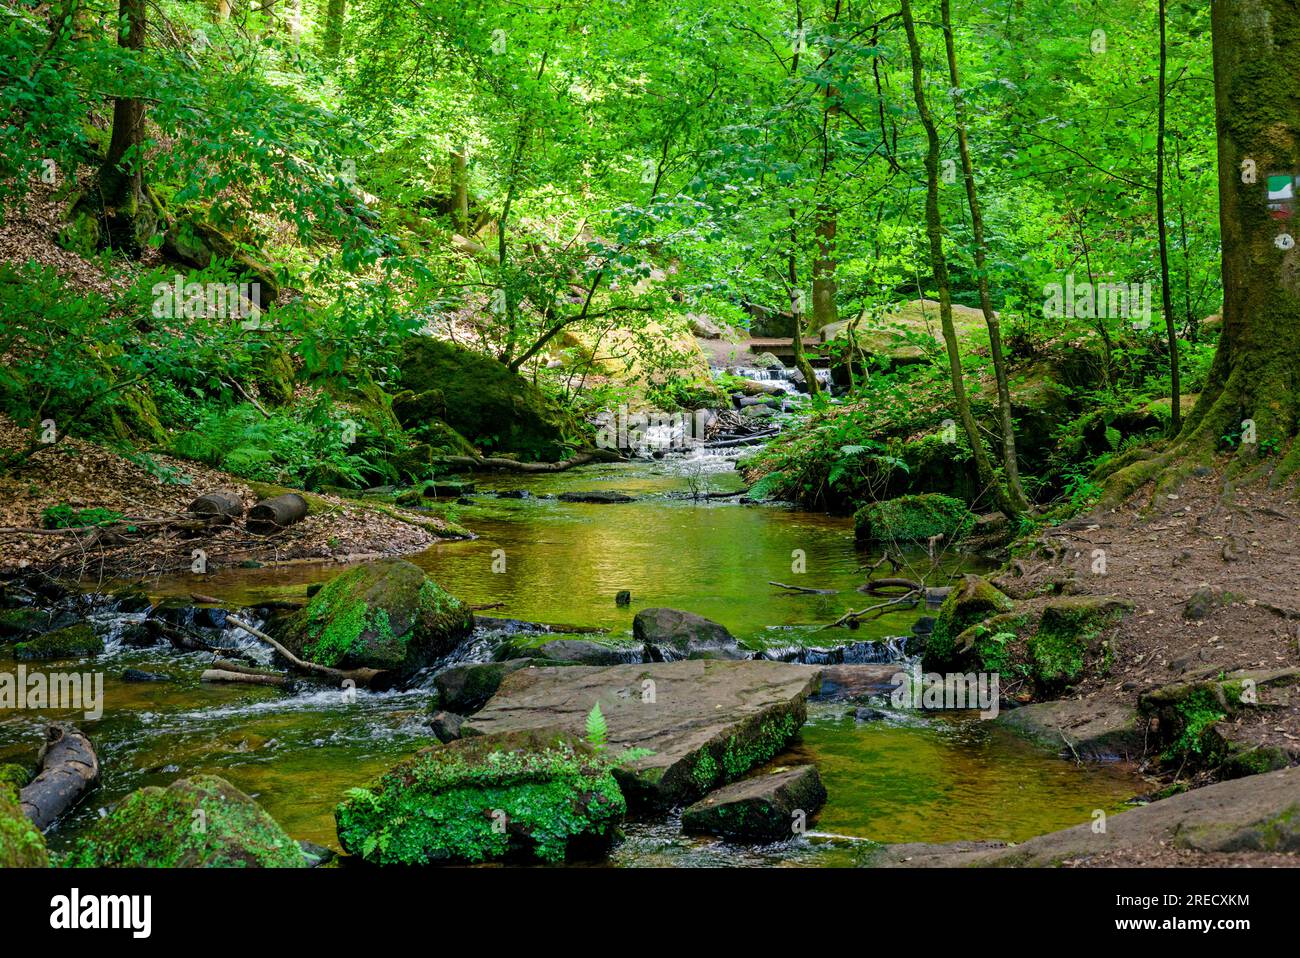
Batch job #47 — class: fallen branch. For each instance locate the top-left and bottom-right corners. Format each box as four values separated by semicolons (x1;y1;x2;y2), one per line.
20;723;99;831
858;577;923;595
819;590;920;631
769;581;840;595
224;615;392;690
201;668;296;689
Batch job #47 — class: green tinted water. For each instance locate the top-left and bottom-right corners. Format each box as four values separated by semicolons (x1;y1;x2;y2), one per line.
0;459;1145;865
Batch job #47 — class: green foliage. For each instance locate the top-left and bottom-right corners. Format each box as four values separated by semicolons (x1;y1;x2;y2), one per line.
585;702;608;751
41;505;124;529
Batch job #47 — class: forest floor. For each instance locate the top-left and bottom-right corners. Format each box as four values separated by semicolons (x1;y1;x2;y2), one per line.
0;415;467;581
1012;464;1300;777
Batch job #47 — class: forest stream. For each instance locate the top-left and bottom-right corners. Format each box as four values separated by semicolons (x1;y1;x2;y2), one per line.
0;454;1144;867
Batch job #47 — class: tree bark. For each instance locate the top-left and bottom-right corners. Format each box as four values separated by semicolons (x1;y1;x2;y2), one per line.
451;147;470;234
247;493;309;534
1189;1;1300;452
900;0;1011;514
187;491;245;524
322;0;344;59
19;724;99;831
89;0;156;254
940;0;1029;514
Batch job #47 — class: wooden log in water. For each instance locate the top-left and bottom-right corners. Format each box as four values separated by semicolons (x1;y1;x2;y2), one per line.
201;668;295;689
246;493;309;535
19;723;99;831
224;615;392;690
186;491;245;524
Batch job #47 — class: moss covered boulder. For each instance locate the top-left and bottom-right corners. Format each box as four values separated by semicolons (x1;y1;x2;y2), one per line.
0;785;48;868
1027;596;1133;690
923;575;1014;670
14;623;104;661
853;493;972;544
0;763;32;792
396;336;574;461
681;764;827;842
279;559;472;676
335;728;626;865
62;775;304;868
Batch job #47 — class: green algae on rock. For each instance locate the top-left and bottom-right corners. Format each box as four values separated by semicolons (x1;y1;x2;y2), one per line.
62;775;304;868
923;575;1014;670
335;728;626;865
13;623;103;661
0;785;48;868
682;764;827;842
279;558;472;674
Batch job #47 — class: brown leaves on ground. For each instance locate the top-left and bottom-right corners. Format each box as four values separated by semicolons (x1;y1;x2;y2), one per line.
1015;465;1300;762
0;415;464;581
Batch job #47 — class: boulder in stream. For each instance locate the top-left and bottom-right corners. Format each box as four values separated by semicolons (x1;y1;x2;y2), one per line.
278;559;472;675
335;728;625;865
557;490;637;503
465;659;819;806
634;607;744;661
681;764;827;842
13;622;103;661
63;775;305;868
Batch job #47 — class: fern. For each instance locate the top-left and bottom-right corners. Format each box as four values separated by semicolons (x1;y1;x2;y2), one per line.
585;702;607;751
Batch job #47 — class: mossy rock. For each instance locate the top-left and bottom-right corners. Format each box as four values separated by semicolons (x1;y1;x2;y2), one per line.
62;775;304;868
923;575;1014;670
278;559;472;674
161;219;280;307
1222;745;1291;780
1028;596;1133;690
334;727;626;865
0;607;63;641
853;493;973;543
397;336;576;461
433;660;542;715
0;764;32;792
0;785;48;868
14;623;103;661
252;342;295;406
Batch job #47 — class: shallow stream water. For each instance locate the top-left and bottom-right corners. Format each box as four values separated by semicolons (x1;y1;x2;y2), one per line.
0;456;1145;865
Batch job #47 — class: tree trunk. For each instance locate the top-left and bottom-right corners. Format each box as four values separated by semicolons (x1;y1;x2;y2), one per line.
1190;0;1300;452
187;491;245;524
940;0;1028;515
451;146;470;234
788;211;821;396
77;0;156;255
247;493;309;534
19;724;99;831
1107;0;1300;498
1157;0;1182;434
900;0;1011;514
322;0;344;59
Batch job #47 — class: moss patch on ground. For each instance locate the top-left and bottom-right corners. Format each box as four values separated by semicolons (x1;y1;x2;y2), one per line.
0;784;48;867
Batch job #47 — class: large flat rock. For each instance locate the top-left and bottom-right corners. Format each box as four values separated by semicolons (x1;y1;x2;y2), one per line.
874;765;1300;867
464;660;820;806
996;697;1142;762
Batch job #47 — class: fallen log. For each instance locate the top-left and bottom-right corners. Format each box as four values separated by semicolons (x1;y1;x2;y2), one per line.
201;668;296;689
436;448;625;473
224;615;392;690
247;493;310;535
145;619;257;663
187;491;245;524
20;723;99;831
858;577;924;595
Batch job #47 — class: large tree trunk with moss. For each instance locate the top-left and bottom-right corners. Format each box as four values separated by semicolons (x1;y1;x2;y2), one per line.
451;147;470;234
900;0;1012;515
1106;0;1300;499
940;0;1028;514
70;0;157;255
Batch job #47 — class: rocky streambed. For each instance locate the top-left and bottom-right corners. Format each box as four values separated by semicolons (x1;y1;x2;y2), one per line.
1;458;1171;867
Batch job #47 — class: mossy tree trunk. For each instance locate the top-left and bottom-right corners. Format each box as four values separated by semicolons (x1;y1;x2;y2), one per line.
900;0;1014;517
322;0;344;59
451;146;470;234
940;0;1028;515
73;0;158;255
1109;0;1300;498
